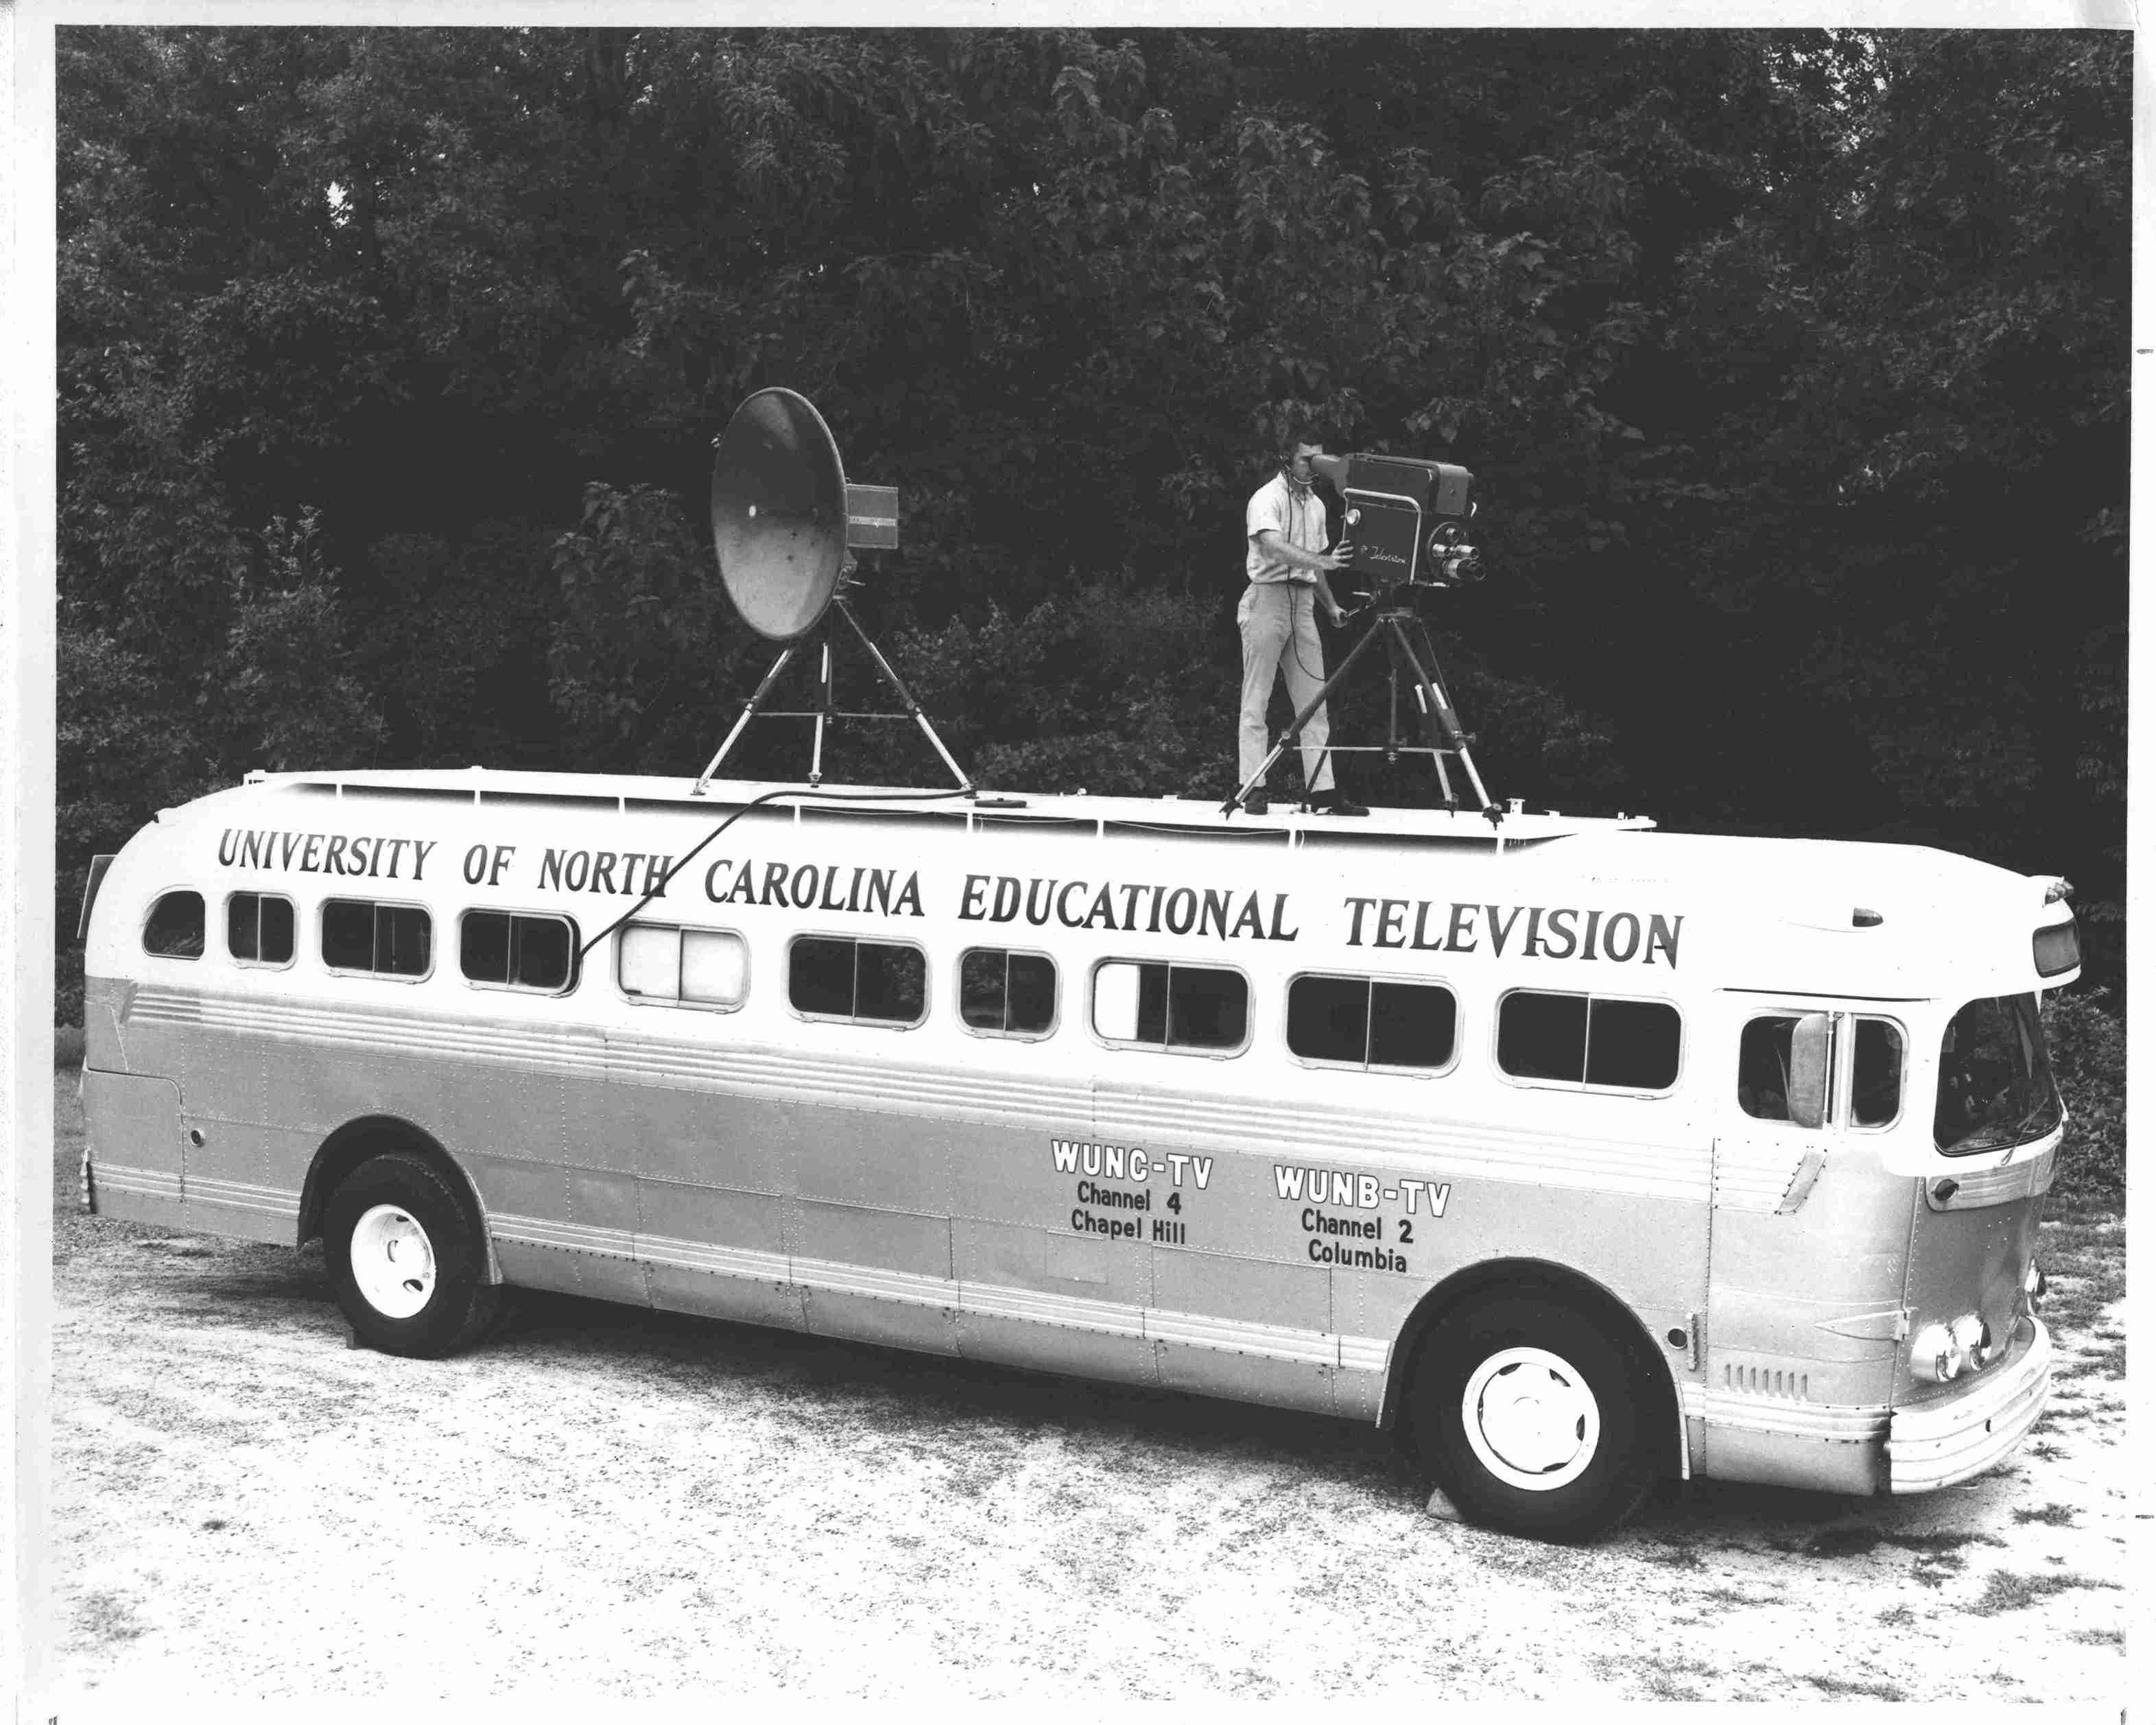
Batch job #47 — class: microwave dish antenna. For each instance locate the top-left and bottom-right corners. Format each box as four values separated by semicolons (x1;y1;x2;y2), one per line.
696;388;971;796
710;387;851;643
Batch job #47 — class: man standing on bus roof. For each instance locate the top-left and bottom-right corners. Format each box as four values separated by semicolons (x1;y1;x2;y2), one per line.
1238;429;1368;816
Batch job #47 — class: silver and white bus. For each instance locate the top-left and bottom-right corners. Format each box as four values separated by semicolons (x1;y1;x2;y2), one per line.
79;768;2080;1539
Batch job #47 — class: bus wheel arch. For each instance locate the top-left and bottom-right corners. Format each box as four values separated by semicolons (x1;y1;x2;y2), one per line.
299;1117;499;1285
1381;1258;1680;1541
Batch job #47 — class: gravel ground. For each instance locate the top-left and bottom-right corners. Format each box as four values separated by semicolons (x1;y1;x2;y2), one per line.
43;1069;2133;1709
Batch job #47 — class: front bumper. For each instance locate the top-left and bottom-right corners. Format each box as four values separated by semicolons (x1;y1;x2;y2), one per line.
1886;1316;2050;1494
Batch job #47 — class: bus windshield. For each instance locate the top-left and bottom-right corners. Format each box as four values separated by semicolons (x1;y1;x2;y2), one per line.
1934;992;2061;1156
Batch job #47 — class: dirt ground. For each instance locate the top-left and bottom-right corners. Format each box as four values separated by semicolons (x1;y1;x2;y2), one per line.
40;1068;2133;1709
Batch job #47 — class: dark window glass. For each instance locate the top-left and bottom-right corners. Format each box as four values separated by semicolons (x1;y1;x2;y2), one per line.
1738;1015;1798;1121
322;900;375;970
1936;994;2061;1155
324;900;431;977
1006;954;1056;1034
1502;992;1679;1090
1497;992;1588;1082
792;938;925;1025
462;912;512;983
855;942;925;1023
1585;999;1681;1089
228;895;259;961
259;895;294;963
790;937;855;1016
1134;963;1169;1043
227;893;296;964
514;916;572;989
143;892;205;959
1288;975;1369;1064
1289;977;1457;1070
960;949;1056;1036
960;948;1002;1029
1168;966;1246;1049
461;912;574;992
377;906;431;976
1371;982;1456;1069
1853;1019;1904;1128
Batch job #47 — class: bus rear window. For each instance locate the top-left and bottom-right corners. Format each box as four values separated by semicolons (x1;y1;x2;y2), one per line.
1288;975;1456;1070
790;936;926;1026
1499;991;1680;1091
461;911;577;993
1936;993;2061;1156
143;891;205;959
322;900;432;977
227;893;295;966
1093;961;1247;1051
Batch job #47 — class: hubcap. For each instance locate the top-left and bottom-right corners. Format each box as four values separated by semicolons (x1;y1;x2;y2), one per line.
349;1204;436;1320
1460;1346;1600;1491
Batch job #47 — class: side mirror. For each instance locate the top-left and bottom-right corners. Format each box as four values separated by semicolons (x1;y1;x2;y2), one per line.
1788;1012;1831;1128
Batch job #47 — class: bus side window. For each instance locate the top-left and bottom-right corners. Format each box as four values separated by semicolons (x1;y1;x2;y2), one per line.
461;910;578;994
1288;975;1456;1071
1499;991;1681;1091
789;936;927;1027
322;899;432;978
1851;1018;1905;1128
960;949;1057;1037
143;891;205;960
619;925;747;1009
227;892;295;966
1093;961;1248;1051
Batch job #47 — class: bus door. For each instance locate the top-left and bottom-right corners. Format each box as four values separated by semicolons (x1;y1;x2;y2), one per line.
1704;996;1914;1484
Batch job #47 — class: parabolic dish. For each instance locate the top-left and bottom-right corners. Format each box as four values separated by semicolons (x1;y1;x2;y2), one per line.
711;388;849;643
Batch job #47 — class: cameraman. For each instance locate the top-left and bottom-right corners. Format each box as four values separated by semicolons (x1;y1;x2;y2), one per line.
1237;430;1366;815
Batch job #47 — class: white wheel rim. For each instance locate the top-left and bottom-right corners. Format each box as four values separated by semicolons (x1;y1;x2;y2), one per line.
1460;1346;1601;1491
349;1204;437;1320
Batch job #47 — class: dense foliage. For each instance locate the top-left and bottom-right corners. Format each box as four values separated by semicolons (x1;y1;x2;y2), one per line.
2044;988;2127;1213
57;27;2127;1027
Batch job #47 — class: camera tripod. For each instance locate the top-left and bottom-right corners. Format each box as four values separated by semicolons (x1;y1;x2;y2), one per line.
694;589;974;796
1222;597;1492;816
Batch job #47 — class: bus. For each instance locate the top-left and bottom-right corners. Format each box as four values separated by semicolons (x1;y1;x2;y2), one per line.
77;766;2080;1540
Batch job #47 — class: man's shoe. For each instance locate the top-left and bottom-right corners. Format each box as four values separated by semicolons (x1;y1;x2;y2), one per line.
1240;789;1270;816
1309;789;1369;816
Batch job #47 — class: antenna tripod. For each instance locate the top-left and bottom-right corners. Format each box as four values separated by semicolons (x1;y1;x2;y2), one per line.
1223;598;1491;816
694;575;974;797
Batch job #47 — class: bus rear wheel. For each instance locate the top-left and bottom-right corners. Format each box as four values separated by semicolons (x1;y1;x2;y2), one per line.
1408;1288;1655;1543
325;1151;499;1358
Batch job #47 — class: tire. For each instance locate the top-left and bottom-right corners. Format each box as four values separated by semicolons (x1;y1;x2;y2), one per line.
324;1150;501;1358
1406;1287;1656;1543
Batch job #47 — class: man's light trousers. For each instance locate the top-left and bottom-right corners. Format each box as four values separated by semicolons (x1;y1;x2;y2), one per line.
1237;580;1335;794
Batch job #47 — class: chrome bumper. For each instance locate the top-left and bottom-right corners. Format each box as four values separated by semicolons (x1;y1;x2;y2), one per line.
1886;1316;2050;1494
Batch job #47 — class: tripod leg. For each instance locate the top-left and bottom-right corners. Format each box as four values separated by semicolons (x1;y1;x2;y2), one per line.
809;637;833;787
696;644;797;794
1225;613;1387;814
1401;617;1492;810
834;597;974;793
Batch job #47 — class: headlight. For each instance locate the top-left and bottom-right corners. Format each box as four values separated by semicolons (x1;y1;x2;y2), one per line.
1911;1322;1965;1383
2024;1261;2046;1313
1950;1313;1992;1371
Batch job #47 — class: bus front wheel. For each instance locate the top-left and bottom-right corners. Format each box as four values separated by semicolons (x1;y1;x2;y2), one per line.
324;1151;500;1358
1408;1289;1654;1542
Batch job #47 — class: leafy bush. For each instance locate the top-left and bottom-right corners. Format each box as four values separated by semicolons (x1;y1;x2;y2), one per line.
2044;986;2125;1213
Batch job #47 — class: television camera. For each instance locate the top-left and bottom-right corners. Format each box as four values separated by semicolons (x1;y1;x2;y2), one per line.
1307;451;1482;601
